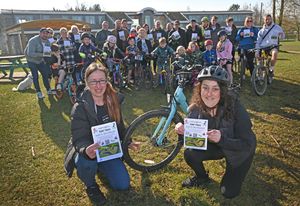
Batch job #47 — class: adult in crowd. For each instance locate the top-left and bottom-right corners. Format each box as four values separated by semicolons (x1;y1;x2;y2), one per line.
209;16;222;49
24;27;53;99
236;16;259;75
224;17;238;62
136;28;153;71
68;63;132;205
199;17;212;51
121;19;129;31
112;19;129;52
47;27;56;44
95;21;112;50
255;14;285;80
165;22;173;35
168;20;187;50
175;65;256;199
68;25;82;64
186;19;203;47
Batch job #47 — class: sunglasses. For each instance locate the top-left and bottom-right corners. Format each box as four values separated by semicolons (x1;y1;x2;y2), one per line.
247;20;253;23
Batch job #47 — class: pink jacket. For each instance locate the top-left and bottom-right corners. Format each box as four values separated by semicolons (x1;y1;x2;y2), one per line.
217;39;232;60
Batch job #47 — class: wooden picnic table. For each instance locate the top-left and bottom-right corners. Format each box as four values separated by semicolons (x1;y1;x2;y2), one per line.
0;55;29;79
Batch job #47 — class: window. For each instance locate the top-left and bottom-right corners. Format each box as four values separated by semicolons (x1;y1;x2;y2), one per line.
85;16;96;25
72;16;83;21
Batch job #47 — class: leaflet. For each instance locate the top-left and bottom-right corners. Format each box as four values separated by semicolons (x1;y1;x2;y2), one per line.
91;121;123;162
204;30;211;39
184;118;208;150
191;33;198;41
42;43;51;57
243;29;251;38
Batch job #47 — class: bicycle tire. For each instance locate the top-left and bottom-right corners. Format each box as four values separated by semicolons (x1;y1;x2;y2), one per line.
251;65;268;96
55;81;64;99
240;56;246;87
144;66;153;89
69;83;77;104
123;109;183;172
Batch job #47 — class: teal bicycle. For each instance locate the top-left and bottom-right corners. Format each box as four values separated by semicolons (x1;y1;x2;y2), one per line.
123;65;194;172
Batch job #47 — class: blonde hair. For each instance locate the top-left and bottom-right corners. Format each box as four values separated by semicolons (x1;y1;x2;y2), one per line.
85;63;121;123
176;46;186;55
244;16;253;27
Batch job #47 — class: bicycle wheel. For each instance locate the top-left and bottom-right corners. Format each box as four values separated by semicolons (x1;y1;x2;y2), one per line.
55;80;64;99
251;65;268;96
123;109;183;172
144;66;153;89
69;83;77;104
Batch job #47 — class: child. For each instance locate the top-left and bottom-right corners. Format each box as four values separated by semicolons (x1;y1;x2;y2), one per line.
202;39;217;66
125;35;139;84
151;37;175;87
78;32;102;84
49;43;66;90
102;35;125;73
216;30;233;84
186;41;203;65
175;45;190;70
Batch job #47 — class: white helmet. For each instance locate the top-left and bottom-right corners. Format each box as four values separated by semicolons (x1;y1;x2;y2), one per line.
107;35;117;44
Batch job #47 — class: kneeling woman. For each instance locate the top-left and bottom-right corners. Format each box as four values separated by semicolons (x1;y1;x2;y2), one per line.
175;65;256;198
71;63;129;205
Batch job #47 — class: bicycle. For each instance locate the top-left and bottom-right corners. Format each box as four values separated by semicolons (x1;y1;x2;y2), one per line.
122;66;195;172
251;46;275;96
55;63;82;104
107;58;125;89
133;53;153;90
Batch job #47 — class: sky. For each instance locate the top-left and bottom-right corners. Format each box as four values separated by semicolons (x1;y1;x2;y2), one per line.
1;0;271;12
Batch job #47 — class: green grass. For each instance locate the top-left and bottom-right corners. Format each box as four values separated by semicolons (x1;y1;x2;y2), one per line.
0;41;299;206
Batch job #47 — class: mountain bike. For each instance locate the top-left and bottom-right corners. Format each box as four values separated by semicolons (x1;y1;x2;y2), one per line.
55;63;82;104
251;46;275;96
122;65;195;172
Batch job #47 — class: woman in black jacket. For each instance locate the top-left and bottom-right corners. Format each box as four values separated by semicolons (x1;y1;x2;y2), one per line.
175;65;256;198
70;63;132;205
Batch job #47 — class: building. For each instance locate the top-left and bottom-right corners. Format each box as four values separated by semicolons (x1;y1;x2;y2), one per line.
0;8;253;55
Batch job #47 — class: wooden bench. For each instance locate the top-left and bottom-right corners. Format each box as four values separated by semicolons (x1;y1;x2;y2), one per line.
0;55;29;79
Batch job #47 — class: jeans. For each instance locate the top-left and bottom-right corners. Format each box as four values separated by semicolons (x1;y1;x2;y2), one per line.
28;61;51;92
75;154;130;190
184;143;254;198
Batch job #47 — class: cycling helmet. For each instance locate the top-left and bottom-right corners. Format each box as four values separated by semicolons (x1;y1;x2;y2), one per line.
217;30;227;37
107;35;117;44
197;65;229;84
201;17;209;22
204;39;213;46
81;32;91;40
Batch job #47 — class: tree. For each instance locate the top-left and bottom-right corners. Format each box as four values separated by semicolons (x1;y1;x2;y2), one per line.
228;4;240;11
273;0;276;23
278;0;285;26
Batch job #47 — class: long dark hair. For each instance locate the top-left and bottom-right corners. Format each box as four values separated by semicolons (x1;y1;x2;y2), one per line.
190;80;234;121
85;63;121;123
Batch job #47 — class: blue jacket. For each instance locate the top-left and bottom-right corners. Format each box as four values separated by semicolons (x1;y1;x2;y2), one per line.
202;49;217;66
236;27;259;50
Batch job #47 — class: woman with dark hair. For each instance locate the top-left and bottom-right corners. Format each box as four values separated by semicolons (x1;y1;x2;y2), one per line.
175;65;256;198
67;63;137;205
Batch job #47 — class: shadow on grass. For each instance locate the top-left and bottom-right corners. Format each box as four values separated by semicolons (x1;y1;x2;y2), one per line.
38;95;73;150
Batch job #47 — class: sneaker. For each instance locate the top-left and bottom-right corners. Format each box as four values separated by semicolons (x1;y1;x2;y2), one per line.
37;92;44;99
56;84;62;91
182;176;211;188
86;184;106;206
268;70;274;84
47;89;56;95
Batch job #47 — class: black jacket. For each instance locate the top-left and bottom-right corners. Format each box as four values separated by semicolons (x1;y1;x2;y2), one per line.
188;93;256;168
168;27;187;49
64;89;125;177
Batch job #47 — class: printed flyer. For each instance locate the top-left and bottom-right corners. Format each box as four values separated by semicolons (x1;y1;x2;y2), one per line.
91;122;123;162
184;118;208;150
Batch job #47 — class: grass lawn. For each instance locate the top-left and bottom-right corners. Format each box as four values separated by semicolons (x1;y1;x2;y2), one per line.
0;41;299;206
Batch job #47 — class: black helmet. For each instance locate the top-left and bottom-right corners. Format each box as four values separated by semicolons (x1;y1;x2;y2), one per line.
217;30;227;37
81;32;91;40
197;65;229;84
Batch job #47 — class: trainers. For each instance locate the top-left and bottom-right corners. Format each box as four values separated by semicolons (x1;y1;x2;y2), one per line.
86;184;106;206
56;84;62;91
182;176;211;188
37;92;44;99
268;70;274;84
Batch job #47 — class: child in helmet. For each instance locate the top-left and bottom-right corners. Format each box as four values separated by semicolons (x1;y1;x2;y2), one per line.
216;30;233;84
125;35;139;84
202;39;217;66
186;41;203;65
78;32;102;83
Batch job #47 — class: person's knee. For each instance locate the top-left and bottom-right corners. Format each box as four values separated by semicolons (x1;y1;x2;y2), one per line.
110;176;130;191
75;155;97;172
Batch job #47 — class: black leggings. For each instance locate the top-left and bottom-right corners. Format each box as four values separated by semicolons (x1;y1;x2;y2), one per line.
184;143;254;198
245;50;255;75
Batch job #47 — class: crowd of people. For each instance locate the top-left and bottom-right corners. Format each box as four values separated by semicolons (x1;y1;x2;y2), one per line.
22;13;285;206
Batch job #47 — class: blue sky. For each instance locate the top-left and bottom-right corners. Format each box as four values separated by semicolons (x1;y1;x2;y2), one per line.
2;0;271;12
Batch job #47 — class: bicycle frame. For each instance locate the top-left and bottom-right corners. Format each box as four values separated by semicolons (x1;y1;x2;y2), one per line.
152;79;189;145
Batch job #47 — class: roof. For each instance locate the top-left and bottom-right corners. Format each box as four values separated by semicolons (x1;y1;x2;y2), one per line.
6;19;90;34
105;12;132;22
164;12;188;22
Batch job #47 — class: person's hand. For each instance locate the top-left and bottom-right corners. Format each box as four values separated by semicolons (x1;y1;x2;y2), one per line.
128;141;141;151
240;32;244;37
250;32;254;37
255;51;260;59
85;143;100;159
207;129;221;143
175;123;184;135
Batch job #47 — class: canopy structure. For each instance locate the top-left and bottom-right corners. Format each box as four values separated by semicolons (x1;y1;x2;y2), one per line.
5;19;90;53
6;19;90;34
